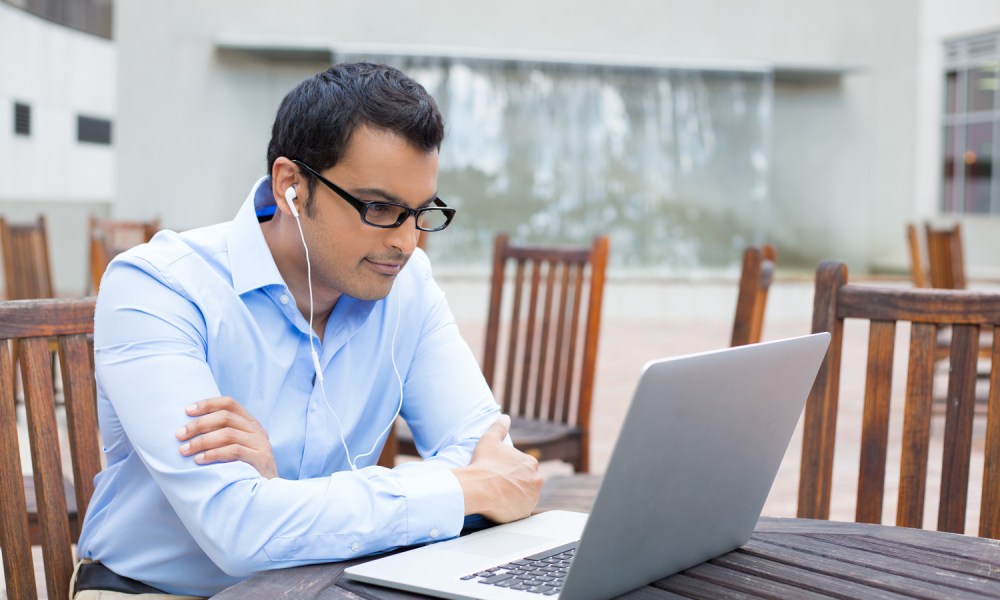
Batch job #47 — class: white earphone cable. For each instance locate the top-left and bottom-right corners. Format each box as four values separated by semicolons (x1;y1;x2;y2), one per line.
290;191;404;471
352;297;403;465
292;209;355;470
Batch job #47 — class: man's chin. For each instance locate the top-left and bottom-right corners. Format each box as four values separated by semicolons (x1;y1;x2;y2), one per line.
351;280;395;302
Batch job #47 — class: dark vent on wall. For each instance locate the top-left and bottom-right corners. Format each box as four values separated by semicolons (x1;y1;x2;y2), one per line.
77;115;112;145
13;102;30;136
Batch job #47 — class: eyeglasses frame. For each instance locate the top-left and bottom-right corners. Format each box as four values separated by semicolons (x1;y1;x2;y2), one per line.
291;160;455;232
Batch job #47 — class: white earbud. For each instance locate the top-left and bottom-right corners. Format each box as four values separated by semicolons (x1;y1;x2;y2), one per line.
285;186;299;218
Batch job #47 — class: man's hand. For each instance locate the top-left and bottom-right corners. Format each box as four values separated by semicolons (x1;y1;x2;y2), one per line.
176;396;278;479
452;415;543;523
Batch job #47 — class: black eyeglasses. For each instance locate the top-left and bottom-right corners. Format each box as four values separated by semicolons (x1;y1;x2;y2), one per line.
292;160;456;232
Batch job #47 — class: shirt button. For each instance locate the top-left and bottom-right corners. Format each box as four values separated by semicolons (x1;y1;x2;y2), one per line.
429;528;440;539
279;294;290;305
350;542;361;553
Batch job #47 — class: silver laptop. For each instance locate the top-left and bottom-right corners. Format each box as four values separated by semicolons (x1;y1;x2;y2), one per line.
345;333;830;600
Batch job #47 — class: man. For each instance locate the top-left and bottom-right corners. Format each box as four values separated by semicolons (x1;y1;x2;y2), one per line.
74;63;542;599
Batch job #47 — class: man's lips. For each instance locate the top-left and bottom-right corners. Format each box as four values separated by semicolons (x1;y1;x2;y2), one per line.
365;257;406;275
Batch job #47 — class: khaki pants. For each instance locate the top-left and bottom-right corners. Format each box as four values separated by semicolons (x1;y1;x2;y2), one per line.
69;560;206;600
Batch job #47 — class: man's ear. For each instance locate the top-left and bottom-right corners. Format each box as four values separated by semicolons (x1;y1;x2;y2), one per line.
271;157;301;218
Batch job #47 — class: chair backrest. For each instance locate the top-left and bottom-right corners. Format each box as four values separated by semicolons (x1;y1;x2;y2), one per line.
731;244;777;347
906;223;929;288
0;298;100;600
799;261;1000;538
924;222;966;290
89;216;159;293
481;234;609;470
0;216;54;300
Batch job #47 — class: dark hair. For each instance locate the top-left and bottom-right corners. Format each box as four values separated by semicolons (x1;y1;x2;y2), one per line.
266;62;445;211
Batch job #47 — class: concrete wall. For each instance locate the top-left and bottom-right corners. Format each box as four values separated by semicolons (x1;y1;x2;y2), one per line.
115;0;922;277
0;2;116;294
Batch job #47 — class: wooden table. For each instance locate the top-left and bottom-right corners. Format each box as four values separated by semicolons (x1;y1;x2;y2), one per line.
211;516;1000;599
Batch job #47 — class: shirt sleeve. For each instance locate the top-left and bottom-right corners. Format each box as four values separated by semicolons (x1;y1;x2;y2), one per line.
94;257;469;577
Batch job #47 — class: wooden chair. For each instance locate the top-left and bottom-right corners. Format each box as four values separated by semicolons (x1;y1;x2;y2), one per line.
537;244;779;511
89;216;159;293
730;244;777;347
391;234;610;473
0;215;53;301
798;260;1000;538
0;298;100;600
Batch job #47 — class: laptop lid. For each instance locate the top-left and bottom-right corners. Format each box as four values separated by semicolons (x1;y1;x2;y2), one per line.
345;333;830;600
561;332;829;599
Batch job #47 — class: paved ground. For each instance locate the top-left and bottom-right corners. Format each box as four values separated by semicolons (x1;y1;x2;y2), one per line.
8;277;990;599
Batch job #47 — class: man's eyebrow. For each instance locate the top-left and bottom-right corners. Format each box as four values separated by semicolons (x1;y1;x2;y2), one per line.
353;187;438;208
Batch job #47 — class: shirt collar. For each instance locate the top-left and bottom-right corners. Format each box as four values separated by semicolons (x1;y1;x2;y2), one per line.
228;176;287;296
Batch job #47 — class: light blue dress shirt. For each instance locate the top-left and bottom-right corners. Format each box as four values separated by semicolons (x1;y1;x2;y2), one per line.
76;177;500;596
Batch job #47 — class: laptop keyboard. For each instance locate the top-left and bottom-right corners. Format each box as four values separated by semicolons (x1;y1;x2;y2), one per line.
460;541;577;595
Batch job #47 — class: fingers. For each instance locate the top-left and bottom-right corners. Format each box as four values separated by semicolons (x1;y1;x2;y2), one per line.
176;409;257;442
176;396;279;479
178;427;256;458
185;396;254;421
176;397;263;443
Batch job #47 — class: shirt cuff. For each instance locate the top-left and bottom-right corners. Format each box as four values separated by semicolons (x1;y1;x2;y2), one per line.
397;468;465;544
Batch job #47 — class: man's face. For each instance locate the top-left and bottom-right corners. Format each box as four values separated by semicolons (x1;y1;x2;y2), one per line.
300;126;439;301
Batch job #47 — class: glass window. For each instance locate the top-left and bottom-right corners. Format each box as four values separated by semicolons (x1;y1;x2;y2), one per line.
964;121;993;212
967;64;998;113
941;33;1000;215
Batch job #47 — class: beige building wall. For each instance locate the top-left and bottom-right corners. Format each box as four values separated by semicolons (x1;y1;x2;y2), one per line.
3;0;995;304
115;0;924;278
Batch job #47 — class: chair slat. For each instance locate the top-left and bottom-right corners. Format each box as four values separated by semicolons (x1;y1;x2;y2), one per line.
533;262;557;420
981;326;1000;538
577;236;608;442
519;261;543;416
799;260;847;520
925;222;966;290
547;263;572;422
503;260;527;415
482;235;508;388
0;339;36;599
61;334;101;525
897;322;936;528
907;224;929;288
731;245;777;347
856;320;896;524
938;324;978;534
561;263;585;427
21;337;74;600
